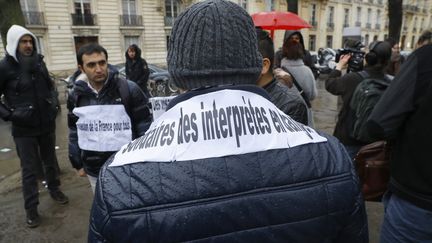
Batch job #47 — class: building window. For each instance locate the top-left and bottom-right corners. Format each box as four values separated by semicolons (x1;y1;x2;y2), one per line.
20;0;45;25
121;0;141;25
355;7;361;27
327;6;334;25
411;35;416;49
74;0;91;15
165;0;180;26
367;8;371;27
20;0;38;12
373;35;378;41
265;0;274;11
365;34;369;46
376;9;381;24
36;36;44;55
326;35;333;48
343;8;349;27
310;4;317;26
72;0;95;25
238;0;247;10
124;36;139;50
309;35;316;51
122;0;136;15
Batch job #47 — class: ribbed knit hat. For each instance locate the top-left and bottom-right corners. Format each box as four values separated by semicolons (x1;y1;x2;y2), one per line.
167;0;263;90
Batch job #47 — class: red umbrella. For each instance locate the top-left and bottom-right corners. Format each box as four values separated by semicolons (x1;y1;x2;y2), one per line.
251;11;312;39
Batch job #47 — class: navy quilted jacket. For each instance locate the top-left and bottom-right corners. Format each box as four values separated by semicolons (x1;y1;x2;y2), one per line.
88;86;368;243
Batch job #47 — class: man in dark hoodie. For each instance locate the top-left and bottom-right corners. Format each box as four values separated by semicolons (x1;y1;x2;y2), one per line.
0;25;68;228
274;30;319;78
125;44;150;97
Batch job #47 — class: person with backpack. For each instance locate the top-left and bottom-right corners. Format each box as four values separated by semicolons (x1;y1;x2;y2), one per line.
67;43;152;193
325;41;392;158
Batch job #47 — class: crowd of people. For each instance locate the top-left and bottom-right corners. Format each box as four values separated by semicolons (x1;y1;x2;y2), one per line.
0;0;431;242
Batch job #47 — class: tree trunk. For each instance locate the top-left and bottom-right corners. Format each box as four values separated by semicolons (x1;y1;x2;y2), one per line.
287;0;298;14
388;0;403;43
0;0;25;48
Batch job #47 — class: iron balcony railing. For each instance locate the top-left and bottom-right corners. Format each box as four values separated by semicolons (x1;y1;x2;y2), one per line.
355;21;361;27
71;13;97;26
120;15;142;26
23;11;45;26
375;24;381;30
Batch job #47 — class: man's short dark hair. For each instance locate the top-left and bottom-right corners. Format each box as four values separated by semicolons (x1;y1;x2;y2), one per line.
256;27;274;71
76;43;108;66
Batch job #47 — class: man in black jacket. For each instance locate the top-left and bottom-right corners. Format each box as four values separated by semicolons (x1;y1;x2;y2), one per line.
88;1;367;242
325;41;391;158
125;44;150;97
255;27;308;125
67;43;152;193
0;25;68;228
367;34;432;242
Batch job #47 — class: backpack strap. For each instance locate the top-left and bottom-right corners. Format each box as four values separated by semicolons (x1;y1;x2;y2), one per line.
357;70;369;80
280;67;312;108
116;75;133;120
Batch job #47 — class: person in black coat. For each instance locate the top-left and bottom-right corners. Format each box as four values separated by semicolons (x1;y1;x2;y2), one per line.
0;25;68;228
125;44;150;97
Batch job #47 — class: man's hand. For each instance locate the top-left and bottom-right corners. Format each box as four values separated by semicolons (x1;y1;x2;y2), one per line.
274;68;293;88
77;168;87;177
336;54;351;71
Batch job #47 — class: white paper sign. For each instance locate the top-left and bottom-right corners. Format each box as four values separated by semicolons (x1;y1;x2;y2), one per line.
73;105;132;152
110;89;327;167
150;96;176;120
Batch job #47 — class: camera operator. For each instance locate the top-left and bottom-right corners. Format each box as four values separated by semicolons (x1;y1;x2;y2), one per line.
325;41;392;158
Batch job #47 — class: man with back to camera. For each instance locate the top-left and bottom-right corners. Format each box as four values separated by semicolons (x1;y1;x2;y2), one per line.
67;43;152;193
88;1;367;242
255;27;308;125
367;30;432;242
0;25;68;228
325;41;392;158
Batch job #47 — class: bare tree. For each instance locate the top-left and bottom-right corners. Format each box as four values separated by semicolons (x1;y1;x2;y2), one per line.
0;0;25;47
388;0;403;43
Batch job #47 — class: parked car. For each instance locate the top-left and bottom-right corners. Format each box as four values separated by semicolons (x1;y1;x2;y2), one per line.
115;63;179;97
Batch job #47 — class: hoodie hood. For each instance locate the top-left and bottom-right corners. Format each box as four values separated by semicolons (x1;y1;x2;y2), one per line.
283;30;305;51
6;25;39;63
125;44;142;61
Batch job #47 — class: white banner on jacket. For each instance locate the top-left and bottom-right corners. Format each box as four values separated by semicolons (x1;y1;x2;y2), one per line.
110;89;327;167
73;105;132;152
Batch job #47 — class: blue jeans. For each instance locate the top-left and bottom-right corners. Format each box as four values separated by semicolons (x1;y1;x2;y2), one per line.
380;191;432;242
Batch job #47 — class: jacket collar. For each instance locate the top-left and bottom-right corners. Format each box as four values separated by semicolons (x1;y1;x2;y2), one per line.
166;84;271;111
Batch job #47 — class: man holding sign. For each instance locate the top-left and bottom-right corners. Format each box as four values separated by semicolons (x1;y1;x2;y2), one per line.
67;43;152;193
88;1;367;242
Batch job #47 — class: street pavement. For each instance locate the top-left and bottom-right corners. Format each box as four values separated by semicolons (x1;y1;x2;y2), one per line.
0;78;383;242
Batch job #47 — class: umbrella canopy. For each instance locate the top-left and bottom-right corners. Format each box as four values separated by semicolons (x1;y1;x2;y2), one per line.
251;11;312;38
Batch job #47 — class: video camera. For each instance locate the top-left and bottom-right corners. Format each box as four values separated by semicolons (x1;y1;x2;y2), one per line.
335;39;365;72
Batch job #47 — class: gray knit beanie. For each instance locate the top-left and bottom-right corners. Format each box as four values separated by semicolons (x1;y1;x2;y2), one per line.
167;0;263;90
